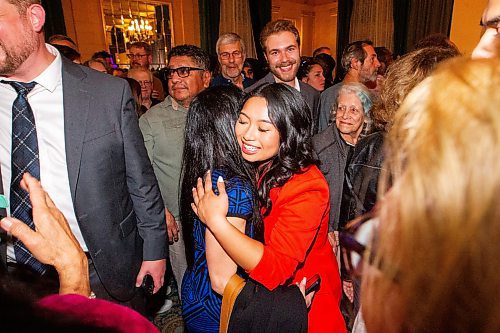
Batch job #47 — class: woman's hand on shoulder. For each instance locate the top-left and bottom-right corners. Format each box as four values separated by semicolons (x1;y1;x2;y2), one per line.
191;170;229;228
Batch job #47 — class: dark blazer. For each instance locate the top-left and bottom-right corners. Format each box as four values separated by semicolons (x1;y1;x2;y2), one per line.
1;58;167;301
245;72;321;134
312;124;351;231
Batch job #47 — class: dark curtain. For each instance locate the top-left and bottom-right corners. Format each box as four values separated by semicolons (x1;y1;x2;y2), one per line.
393;0;411;56
199;0;221;56
41;0;66;39
335;0;353;81
249;0;272;62
156;5;173;52
393;0;454;55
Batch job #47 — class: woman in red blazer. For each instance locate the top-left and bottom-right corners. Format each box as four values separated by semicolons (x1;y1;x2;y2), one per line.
193;83;346;333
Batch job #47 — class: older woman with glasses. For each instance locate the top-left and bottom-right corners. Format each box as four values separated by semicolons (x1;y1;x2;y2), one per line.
312;83;373;260
361;58;500;332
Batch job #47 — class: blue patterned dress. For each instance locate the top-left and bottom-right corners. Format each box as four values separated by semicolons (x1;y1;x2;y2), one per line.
181;169;254;333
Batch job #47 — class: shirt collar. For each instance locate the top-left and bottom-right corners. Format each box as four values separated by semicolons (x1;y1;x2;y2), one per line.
293;77;301;91
32;44;62;93
0;44;61;92
169;95;188;112
273;75;301;92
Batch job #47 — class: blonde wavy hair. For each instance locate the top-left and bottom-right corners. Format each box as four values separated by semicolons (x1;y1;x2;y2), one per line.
365;58;500;332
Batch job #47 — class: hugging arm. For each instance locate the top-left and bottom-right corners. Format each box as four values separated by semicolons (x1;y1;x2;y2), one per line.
205;216;246;295
192;171;264;271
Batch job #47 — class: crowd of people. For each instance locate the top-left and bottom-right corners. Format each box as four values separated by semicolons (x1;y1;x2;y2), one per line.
1;0;499;332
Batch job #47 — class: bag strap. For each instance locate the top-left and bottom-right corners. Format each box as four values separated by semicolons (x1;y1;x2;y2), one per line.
219;274;246;333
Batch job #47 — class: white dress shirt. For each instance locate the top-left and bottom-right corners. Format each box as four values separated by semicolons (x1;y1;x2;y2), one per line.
0;44;88;262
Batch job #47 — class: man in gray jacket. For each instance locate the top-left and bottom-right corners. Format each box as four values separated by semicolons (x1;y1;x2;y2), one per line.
246;20;320;134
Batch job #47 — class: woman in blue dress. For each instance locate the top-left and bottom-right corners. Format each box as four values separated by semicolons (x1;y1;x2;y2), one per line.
179;85;260;332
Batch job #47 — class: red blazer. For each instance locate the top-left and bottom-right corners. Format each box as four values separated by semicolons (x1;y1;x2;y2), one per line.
249;165;346;333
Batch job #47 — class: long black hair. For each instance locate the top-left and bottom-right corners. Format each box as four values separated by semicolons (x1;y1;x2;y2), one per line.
245;83;318;216
180;85;260;267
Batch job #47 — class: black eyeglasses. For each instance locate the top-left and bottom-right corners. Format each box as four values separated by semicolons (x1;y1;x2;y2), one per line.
164;66;205;79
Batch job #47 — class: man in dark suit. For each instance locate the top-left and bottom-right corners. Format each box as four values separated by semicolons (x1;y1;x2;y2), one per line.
0;0;166;309
245;20;320;134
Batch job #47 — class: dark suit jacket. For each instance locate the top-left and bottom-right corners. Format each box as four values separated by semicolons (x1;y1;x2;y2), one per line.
245;72;321;134
312;124;351;231
1;57;167;301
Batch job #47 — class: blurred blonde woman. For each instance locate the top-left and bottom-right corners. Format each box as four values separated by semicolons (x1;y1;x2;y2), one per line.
362;57;500;332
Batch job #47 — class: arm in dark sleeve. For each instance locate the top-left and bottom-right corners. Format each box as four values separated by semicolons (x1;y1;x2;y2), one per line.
119;83;167;260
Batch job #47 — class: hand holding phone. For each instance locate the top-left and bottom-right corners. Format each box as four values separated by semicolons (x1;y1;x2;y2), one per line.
141;274;154;296
305;274;321;295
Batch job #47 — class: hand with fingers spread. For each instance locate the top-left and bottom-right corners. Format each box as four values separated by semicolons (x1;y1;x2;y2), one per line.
0;173;90;296
191;170;229;229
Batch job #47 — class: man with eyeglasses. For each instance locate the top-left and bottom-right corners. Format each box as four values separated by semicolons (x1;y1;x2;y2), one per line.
127;67;160;111
128;41;165;101
138;45;211;311
211;33;255;90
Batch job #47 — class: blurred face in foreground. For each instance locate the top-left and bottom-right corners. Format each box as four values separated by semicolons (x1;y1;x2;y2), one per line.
472;0;500;59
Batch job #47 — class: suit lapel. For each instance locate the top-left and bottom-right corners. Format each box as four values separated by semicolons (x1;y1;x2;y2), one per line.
264;72;275;83
61;58;90;200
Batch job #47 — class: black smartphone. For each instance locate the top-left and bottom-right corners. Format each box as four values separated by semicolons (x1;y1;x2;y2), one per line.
141;274;154;296
305;274;321;295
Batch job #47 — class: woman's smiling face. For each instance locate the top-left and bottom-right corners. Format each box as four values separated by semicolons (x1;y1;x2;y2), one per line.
235;97;280;163
335;91;365;144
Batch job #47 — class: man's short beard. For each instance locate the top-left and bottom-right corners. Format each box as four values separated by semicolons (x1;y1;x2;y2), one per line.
0;27;39;76
360;69;377;84
223;67;242;79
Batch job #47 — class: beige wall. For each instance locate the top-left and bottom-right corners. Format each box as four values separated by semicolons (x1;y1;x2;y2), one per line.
271;0;338;57
60;0;200;64
61;0;107;61
312;2;337;57
170;0;201;46
450;0;487;56
271;2;311;55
